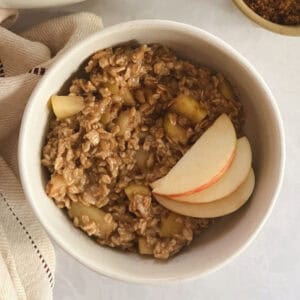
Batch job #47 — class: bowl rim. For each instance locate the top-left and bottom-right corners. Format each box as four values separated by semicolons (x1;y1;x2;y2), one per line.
18;19;286;284
233;0;300;36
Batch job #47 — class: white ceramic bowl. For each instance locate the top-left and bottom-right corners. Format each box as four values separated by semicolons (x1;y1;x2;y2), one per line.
19;20;285;283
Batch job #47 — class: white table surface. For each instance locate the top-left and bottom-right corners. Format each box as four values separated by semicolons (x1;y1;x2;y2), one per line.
13;0;300;299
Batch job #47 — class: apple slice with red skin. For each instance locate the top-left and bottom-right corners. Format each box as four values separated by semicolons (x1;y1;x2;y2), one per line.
152;114;237;197
171;137;252;203
154;169;255;218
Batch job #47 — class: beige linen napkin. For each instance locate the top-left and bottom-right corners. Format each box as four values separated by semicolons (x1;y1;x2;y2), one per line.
0;10;103;300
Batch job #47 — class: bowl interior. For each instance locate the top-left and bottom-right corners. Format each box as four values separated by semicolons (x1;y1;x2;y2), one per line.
19;21;284;283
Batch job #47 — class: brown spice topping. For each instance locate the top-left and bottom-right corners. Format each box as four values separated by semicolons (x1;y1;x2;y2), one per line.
244;0;300;25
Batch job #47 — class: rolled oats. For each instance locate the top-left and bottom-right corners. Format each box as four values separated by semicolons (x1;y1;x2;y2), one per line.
42;44;243;259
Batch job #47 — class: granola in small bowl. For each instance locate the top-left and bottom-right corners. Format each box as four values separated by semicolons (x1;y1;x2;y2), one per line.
244;0;300;25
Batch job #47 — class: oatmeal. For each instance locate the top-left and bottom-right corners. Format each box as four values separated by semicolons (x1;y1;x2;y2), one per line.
42;44;243;259
244;0;300;25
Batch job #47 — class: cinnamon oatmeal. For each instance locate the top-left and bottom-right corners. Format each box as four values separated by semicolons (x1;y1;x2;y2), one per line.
42;44;243;259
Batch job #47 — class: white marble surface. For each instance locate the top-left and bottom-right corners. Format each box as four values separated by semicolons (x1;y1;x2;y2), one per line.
14;0;300;299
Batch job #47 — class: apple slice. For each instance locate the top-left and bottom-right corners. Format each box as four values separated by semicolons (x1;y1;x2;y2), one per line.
155;169;255;218
171;137;252;203
152;114;237;197
51;95;84;119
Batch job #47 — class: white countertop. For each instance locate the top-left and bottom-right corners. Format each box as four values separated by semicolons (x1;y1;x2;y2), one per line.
14;0;300;299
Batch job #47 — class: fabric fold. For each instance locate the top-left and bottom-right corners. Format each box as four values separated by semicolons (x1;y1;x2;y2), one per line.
0;10;103;299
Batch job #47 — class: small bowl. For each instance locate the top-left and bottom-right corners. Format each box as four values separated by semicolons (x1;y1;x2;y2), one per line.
233;0;300;36
19;20;285;283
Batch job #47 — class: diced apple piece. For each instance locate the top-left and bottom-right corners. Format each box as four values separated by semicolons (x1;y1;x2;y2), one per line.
125;184;151;201
101;111;111;125
172;137;252;203
164;113;188;144
138;238;154;255
155;169;255;218
47;97;53;110
104;82;120;95
152;114;237;197
51;95;84;119
68;202;115;238
47;174;66;197
159;212;184;237
116;108;141;137
115;110;131;136
135;149;150;170
217;74;236;101
170;94;207;123
103;83;135;105
121;87;135;106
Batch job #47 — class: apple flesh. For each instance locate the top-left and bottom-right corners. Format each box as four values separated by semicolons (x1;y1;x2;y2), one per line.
51;95;84;119
138;238;154;255
135;149;154;171
68;202;115;238
217;74;236;101
163;113;189;145
171;137;252;203
159;212;184;237
155;169;255;218
170;94;207;124
152;114;237;197
124;184;151;201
